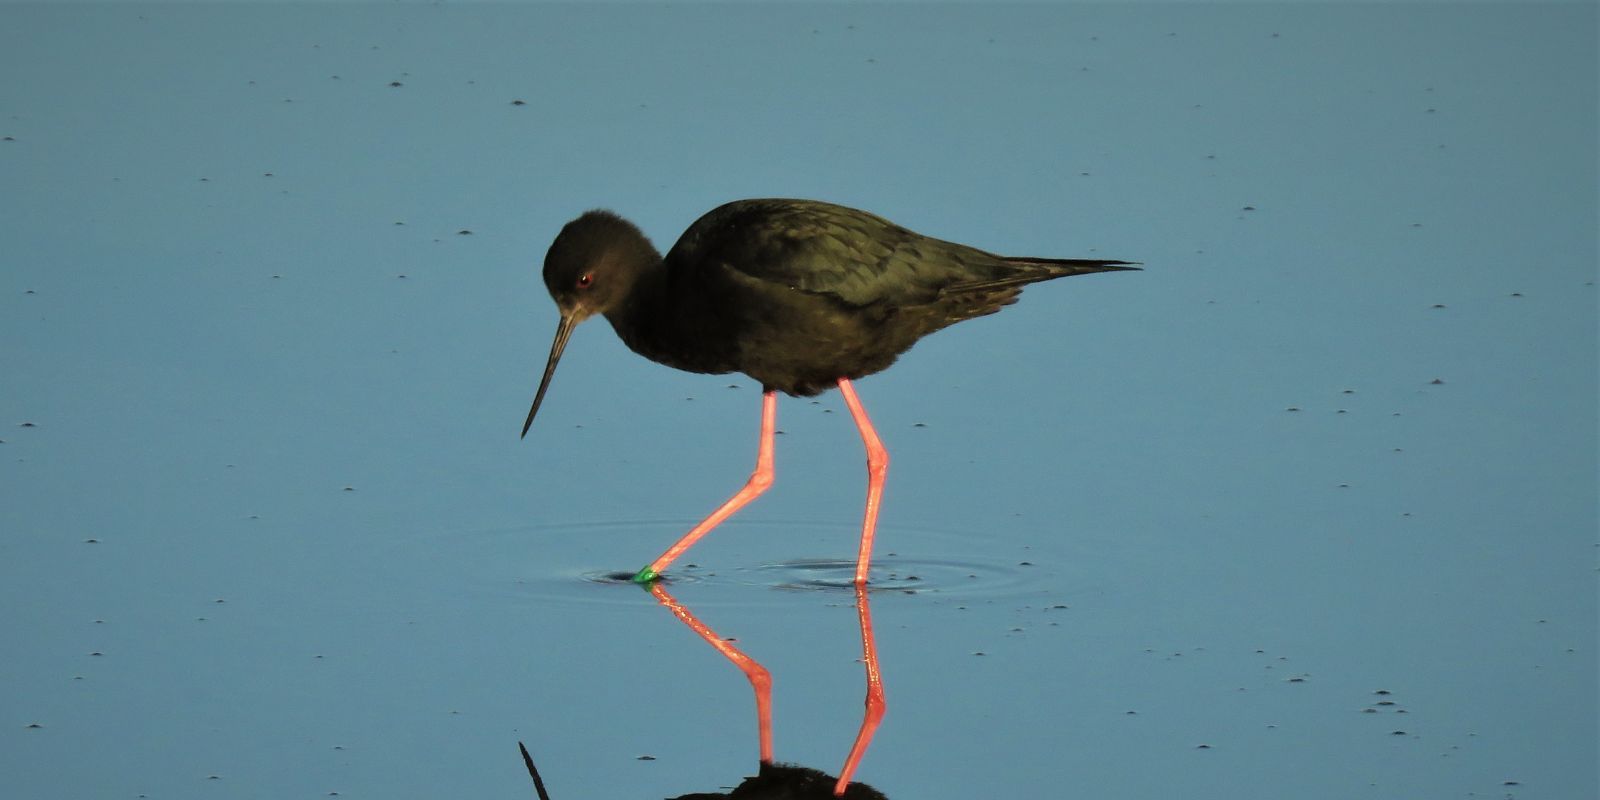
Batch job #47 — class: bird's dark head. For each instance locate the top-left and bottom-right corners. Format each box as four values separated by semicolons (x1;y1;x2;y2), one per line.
542;209;658;321
523;209;660;439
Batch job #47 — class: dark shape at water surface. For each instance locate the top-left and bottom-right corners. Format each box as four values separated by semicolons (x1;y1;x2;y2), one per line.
666;762;889;799
596;570;653;584
520;745;887;799
520;199;1137;585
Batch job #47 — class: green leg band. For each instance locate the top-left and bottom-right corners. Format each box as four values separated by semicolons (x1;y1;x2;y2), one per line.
631;566;659;584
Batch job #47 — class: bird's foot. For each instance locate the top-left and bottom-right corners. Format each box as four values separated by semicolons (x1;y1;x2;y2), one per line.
630;566;661;584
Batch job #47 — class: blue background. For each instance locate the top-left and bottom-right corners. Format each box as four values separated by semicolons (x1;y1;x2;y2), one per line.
2;3;1594;799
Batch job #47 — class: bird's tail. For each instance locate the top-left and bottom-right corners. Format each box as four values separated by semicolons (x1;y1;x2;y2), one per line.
947;257;1140;292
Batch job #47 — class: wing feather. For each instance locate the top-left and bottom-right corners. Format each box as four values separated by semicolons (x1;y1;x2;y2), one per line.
664;199;994;308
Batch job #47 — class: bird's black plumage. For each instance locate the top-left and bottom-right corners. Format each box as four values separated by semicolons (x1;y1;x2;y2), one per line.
525;198;1135;434
519;742;888;800
669;762;890;799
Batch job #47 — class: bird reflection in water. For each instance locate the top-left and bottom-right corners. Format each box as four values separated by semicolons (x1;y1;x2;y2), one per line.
520;582;887;798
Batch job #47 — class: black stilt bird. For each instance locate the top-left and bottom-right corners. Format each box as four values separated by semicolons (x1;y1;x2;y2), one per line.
522;199;1136;583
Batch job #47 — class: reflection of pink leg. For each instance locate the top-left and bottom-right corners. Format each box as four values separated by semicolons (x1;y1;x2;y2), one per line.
634;391;778;583
836;378;889;585
650;583;774;763
834;582;886;795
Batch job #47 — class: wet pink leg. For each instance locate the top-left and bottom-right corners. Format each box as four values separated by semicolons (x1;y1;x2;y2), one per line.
634;391;777;582
835;378;888;585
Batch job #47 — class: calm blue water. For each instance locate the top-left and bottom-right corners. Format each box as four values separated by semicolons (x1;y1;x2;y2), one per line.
2;4;1594;799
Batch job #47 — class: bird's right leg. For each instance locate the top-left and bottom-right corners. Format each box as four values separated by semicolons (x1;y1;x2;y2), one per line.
632;390;778;582
836;378;888;585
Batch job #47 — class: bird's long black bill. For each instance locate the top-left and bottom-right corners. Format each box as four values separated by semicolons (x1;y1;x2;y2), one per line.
522;313;577;438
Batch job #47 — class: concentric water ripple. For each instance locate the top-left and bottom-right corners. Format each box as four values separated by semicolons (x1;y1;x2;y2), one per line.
400;518;1108;609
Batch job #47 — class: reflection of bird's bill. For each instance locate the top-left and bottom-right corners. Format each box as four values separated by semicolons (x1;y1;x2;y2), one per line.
518;742;553;800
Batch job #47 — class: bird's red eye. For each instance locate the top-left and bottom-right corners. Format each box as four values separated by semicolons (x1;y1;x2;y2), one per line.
576;273;593;289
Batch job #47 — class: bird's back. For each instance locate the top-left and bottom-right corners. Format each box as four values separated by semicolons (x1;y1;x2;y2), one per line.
668;199;991;308
645;199;1132;395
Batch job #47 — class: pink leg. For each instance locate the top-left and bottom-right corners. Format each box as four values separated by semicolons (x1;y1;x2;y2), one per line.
833;582;886;795
634;391;778;582
650;583;774;763
835;378;889;585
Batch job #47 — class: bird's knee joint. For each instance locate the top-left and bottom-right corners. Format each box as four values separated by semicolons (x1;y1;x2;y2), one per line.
749;665;772;692
865;690;887;720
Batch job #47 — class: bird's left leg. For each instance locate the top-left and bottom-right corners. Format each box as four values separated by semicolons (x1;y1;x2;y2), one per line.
633;390;778;582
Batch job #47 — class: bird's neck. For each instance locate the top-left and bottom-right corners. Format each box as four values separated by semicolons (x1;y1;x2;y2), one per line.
602;261;740;375
602;259;671;356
